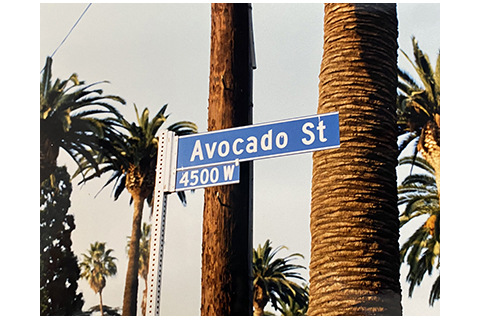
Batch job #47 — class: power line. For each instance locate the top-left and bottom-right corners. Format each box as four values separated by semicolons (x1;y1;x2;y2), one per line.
41;3;92;73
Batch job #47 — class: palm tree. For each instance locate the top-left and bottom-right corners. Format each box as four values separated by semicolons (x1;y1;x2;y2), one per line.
276;287;309;316
252;240;308;316
397;37;440;194
201;3;254;316
79;242;117;316
76;104;197;316
398;156;440;306
40;56;125;183
127;223;151;316
309;4;402;315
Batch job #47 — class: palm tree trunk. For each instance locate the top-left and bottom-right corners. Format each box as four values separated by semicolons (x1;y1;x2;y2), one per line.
201;3;254;316
99;290;104;316
40;125;59;183
141;278;147;316
308;4;402;316
122;194;145;316
253;284;268;316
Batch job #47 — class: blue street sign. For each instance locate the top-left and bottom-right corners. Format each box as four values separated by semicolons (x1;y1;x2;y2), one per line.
175;162;240;191
176;112;340;170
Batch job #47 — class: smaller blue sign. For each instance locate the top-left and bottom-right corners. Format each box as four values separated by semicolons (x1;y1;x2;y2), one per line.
175;162;240;191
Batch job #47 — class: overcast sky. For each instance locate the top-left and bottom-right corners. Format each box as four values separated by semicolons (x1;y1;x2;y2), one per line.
39;2;441;316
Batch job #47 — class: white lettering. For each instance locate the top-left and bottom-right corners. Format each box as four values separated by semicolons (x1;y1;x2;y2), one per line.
246;136;257;153
302;122;315;145
261;129;273;151
179;171;189;186
232;138;244;155
275;132;288;149
190;170;199;186
205;142;217;159
190;140;204;162
210;167;219;183
218;141;230;157
317;120;327;142
200;168;209;184
223;164;235;181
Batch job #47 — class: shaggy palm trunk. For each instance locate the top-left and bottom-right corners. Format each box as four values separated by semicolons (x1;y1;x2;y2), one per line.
201;3;253;316
308;4;402;316
122;193;145;316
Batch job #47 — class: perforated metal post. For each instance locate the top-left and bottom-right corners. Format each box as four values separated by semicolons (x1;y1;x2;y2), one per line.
146;130;177;316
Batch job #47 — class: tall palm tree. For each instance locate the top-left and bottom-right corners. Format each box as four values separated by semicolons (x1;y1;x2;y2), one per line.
398;156;440;306
76;104;197;316
40;56;125;183
309;4;402;315
127;223;151;316
397;37;440;194
79;242;118;316
252;240;308;316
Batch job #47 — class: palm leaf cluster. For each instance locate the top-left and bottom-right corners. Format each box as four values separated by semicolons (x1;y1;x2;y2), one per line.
397;36;440;153
253;240;308;315
75;103;197;205
40;56;126;183
276;285;309;316
398;156;439;305
79;242;117;295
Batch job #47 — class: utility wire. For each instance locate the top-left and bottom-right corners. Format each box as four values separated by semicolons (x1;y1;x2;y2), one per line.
41;3;92;73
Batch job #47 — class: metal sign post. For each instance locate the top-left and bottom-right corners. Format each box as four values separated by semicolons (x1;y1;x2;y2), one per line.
146;130;177;316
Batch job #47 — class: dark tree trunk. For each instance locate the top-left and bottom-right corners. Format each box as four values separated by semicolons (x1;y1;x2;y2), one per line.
201;3;254;316
40;120;60;183
122;194;144;316
308;3;402;316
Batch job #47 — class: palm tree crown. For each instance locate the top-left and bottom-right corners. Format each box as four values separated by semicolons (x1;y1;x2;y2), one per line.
397;37;440;307
397;37;440;144
79;242;117;316
252;239;308;316
398;156;440;306
79;242;117;294
76;103;197;205
40;56;125;183
397;37;440;193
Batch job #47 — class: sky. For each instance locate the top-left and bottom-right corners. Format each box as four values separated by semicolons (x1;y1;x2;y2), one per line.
37;2;442;316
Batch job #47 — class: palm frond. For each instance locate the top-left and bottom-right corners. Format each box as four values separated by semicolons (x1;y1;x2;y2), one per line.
398;155;435;176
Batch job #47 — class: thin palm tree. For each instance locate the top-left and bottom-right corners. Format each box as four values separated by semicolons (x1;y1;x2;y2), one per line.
252;240;308;316
79;242;117;316
40;56;125;183
127;222;151;316
309;3;402;315
76;104;197;316
397;37;440;194
398;156;440;306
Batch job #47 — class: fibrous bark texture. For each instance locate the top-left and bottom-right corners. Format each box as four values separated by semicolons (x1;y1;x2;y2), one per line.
308;3;402;316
